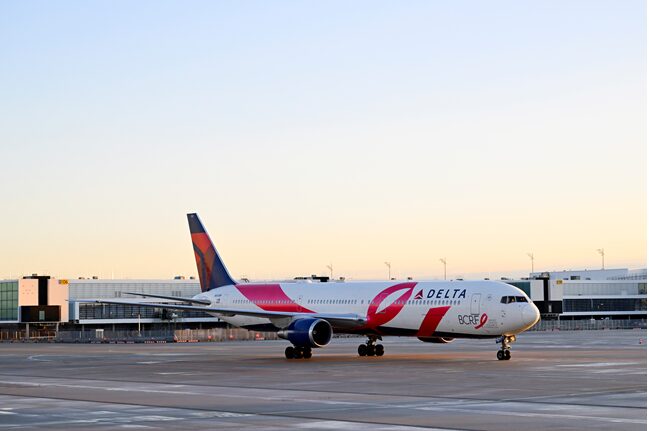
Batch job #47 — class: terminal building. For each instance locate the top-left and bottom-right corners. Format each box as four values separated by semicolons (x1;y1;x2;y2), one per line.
0;275;69;325
0;268;646;335
68;278;218;326
0;276;220;334
528;268;647;321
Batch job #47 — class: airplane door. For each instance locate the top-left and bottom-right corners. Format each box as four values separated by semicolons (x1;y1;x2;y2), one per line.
470;294;481;315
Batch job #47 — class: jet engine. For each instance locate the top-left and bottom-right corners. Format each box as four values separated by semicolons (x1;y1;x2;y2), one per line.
417;336;455;344
277;318;332;348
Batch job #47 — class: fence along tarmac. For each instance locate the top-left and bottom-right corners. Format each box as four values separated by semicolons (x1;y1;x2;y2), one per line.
0;319;646;342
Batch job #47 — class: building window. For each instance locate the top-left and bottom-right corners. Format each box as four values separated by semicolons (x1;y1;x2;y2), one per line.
0;281;18;321
563;298;647;312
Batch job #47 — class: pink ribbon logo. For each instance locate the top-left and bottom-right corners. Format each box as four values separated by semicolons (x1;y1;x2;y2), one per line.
474;313;488;329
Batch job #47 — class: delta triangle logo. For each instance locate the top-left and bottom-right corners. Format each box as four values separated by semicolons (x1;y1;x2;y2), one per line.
414;289;423;300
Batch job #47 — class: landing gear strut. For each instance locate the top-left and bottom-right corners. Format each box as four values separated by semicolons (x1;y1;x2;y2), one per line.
496;335;515;361
358;336;384;357
285;345;312;360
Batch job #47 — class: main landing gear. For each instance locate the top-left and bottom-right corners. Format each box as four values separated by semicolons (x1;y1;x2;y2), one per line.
496;335;516;361
358;336;384;357
285;345;312;360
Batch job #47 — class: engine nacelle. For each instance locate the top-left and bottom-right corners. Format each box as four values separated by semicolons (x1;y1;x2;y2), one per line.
417;336;455;344
277;318;332;348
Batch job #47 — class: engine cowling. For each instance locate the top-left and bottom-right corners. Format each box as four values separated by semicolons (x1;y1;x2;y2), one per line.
417;336;455;344
277;318;332;348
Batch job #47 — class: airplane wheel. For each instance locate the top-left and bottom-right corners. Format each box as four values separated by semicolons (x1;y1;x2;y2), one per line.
497;350;504;361
303;348;312;359
375;344;384;356
504;350;511;360
367;345;376;356
358;344;367;356
285;346;295;359
293;347;304;359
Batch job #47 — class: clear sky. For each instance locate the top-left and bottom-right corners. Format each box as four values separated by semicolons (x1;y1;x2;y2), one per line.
0;1;646;281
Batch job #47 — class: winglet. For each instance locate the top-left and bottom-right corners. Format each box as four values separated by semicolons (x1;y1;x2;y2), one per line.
187;213;236;292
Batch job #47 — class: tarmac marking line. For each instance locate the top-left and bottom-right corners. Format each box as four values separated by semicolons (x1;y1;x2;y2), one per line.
416;405;646;425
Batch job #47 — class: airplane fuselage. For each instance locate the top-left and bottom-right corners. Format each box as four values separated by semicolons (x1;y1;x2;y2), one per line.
195;280;539;339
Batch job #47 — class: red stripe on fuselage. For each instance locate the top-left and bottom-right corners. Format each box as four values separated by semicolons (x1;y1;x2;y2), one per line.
417;306;451;337
365;282;417;329
235;284;315;313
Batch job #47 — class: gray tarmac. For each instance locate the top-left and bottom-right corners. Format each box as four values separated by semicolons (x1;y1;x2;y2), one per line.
0;330;646;430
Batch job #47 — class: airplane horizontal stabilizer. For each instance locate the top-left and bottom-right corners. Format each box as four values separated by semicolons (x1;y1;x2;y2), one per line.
122;291;211;306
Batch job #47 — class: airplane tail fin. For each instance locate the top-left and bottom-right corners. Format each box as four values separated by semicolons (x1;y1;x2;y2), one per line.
187;213;236;292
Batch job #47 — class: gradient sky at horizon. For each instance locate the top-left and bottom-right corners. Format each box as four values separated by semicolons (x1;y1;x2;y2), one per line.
0;1;646;281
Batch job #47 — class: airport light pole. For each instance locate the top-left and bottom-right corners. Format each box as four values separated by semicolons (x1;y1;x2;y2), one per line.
326;264;333;279
527;252;534;274
439;258;447;280
597;248;605;270
384;262;391;280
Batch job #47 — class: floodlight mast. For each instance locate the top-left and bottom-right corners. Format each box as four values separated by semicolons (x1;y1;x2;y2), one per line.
439;258;447;280
597;248;605;270
527;252;534;274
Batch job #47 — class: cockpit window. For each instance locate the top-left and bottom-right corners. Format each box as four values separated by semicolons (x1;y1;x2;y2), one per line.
501;296;528;304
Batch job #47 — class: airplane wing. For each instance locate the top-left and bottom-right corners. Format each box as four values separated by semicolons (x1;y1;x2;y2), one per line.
81;299;367;330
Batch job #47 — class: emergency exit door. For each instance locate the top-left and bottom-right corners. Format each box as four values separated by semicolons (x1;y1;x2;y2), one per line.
471;294;481;314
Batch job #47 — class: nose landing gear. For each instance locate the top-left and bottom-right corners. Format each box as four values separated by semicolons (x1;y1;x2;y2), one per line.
496;335;515;360
358;336;384;357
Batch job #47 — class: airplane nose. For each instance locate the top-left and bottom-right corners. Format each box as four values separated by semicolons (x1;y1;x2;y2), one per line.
522;303;540;328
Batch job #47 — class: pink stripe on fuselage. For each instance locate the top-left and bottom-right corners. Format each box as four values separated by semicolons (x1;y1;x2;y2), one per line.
235;284;315;313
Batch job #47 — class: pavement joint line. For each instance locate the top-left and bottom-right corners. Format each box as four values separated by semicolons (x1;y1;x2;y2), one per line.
0;372;644;410
0;393;475;431
0;379;385;407
271;402;647;426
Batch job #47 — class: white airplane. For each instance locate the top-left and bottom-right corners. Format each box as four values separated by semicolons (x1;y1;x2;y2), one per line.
97;213;540;360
